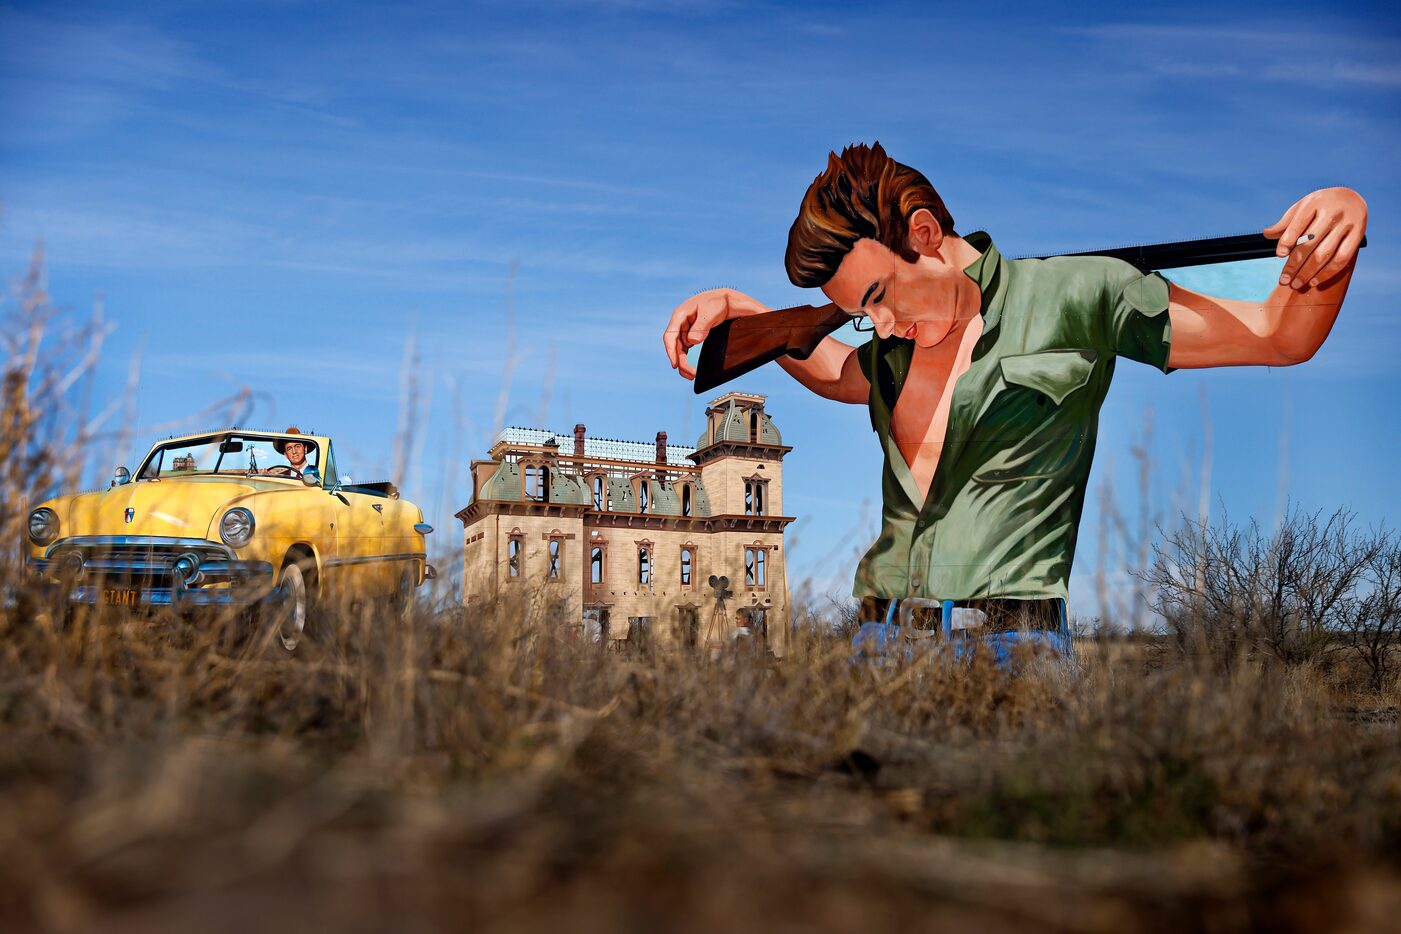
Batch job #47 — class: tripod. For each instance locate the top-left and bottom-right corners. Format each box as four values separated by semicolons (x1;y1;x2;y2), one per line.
702;574;733;654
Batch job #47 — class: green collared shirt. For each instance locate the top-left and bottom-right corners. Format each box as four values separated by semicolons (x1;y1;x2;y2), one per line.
853;233;1173;602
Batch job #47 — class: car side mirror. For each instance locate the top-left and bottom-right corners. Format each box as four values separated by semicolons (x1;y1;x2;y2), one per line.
111;466;131;488
302;466;321;487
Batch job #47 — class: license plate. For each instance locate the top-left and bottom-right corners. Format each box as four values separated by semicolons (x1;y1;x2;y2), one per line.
102;588;140;607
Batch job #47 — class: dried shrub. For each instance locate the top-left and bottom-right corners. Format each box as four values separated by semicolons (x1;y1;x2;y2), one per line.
1145;506;1400;682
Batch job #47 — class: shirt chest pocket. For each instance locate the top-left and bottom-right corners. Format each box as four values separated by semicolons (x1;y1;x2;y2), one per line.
972;349;1097;484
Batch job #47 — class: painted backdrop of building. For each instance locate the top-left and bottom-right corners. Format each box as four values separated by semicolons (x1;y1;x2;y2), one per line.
456;392;794;653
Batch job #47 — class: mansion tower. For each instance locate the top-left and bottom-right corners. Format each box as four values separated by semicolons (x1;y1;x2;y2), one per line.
456;392;794;653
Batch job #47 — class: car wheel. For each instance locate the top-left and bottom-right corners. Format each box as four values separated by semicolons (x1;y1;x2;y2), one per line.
272;561;309;652
388;568;414;619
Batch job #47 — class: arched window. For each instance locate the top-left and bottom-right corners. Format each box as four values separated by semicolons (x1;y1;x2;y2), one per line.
638;545;652;585
548;538;561;580
637;479;649;515
679;545;694;587
744;545;766;588
523;464;549;502
677;606;699;648
592;475;605;510
508;533;523;580
590;542;606;584
744;478;768;516
681;483;692;517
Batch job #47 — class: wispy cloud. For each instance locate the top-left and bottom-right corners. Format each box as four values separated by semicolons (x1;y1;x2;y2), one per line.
1149;58;1401;89
1066;20;1401;88
1263;61;1401;88
500;0;743;12
1065;21;1398;50
0;6;215;88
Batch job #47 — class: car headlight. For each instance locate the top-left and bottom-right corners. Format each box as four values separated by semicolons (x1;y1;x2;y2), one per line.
28;507;59;546
220;508;255;547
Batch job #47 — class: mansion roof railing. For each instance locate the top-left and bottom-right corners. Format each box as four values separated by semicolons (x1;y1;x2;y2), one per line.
492;427;698;467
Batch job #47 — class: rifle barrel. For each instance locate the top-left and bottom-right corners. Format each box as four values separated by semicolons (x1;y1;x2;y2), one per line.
1024;231;1367;271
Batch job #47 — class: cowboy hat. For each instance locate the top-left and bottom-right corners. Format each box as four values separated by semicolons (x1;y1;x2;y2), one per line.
273;427;312;454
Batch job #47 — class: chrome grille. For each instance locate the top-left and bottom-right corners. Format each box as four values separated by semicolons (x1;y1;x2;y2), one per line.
46;537;239;585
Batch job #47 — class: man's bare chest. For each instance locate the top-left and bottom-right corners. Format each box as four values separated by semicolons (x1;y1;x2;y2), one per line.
889;317;985;494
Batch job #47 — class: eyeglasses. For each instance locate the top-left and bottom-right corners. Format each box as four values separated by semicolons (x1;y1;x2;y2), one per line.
851;314;875;333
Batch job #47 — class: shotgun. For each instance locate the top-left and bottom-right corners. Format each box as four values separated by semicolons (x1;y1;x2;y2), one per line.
692;231;1367;393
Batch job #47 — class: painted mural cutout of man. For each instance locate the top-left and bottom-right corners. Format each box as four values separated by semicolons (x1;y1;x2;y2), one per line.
662;143;1367;619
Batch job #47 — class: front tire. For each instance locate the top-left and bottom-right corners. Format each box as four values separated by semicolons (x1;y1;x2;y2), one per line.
389;568;415;619
270;561;309;652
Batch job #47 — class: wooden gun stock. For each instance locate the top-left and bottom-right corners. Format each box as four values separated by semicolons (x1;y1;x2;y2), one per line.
691;231;1368;394
693;302;850;394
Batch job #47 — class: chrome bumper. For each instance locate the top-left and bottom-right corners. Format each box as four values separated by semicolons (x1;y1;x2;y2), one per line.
36;579;281;608
28;535;278;609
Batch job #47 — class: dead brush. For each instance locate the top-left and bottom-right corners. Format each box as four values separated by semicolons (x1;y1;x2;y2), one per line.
2;586;1398;931
2;250;1400;932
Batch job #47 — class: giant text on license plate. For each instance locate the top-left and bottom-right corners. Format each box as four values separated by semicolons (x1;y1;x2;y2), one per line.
102;588;140;607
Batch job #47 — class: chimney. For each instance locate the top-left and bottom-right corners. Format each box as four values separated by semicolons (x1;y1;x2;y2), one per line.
574;424;586;458
655;431;668;480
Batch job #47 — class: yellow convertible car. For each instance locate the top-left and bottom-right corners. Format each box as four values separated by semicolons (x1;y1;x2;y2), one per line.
25;428;435;650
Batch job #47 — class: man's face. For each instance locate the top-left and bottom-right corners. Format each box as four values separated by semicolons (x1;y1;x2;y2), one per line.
820;238;966;348
284;441;307;467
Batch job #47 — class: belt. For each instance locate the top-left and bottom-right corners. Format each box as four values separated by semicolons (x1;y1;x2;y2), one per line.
859;596;1065;632
966;598;1064;633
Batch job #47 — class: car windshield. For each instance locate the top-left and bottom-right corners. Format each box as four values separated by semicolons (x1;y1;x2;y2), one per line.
138;434;321;479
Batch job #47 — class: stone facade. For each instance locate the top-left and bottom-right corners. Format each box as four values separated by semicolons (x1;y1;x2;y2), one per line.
456;392;794;654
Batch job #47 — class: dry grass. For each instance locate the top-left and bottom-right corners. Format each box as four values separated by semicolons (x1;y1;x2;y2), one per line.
4;252;1400;933
0;595;1396;933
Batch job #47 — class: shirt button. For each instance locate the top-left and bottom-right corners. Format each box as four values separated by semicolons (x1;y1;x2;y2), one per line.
910;577;922;590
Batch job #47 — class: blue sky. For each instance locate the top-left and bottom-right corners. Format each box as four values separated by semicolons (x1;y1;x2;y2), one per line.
3;0;1398;618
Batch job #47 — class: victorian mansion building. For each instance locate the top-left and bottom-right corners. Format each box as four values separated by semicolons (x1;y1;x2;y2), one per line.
456;392;794;653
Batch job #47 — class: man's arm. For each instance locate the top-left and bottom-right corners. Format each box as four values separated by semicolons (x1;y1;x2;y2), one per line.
775;332;867;402
1167;187;1366;368
664;288;869;402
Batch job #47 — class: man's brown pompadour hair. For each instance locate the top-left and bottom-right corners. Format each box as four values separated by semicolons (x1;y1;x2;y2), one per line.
784;142;956;289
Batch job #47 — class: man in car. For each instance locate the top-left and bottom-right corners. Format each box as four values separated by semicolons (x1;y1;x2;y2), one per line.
663;142;1367;628
265;426;314;477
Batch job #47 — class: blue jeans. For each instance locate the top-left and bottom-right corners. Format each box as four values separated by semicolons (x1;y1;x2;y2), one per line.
850;599;1073;669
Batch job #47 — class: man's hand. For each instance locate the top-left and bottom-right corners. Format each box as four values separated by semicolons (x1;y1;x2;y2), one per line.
663;288;770;380
1264;187;1367;290
1170;186;1365;368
